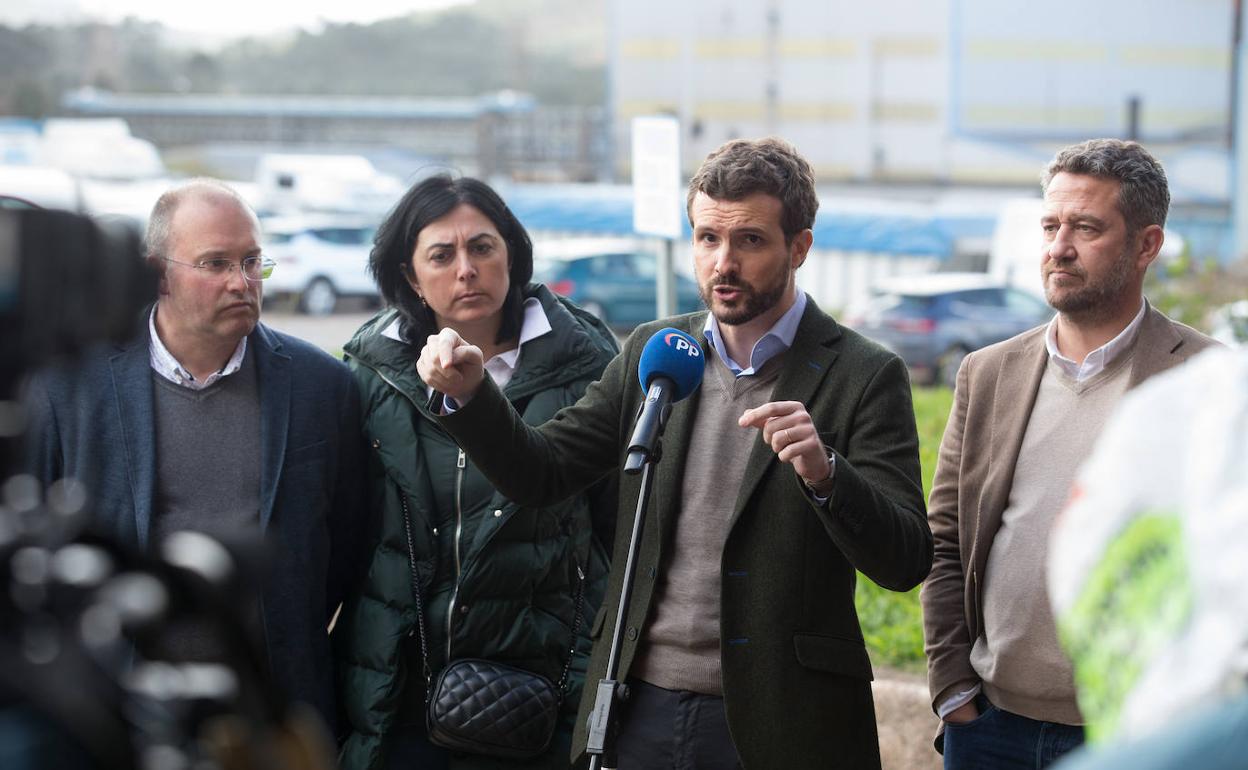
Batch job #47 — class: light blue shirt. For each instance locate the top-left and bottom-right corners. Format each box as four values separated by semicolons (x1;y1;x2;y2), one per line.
701;290;832;502
702;290;807;376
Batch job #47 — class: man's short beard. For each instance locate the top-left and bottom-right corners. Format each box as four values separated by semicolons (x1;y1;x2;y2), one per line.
1045;243;1137;324
701;271;790;326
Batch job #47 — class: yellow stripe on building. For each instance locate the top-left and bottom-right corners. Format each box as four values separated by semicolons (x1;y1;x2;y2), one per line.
950;166;1045;184
618;101;679;119
874;102;940;122
696;38;765;58
967;40;1108;63
963;104;1108;128
809;163;858;181
620;38;681;60
779;102;856;121
1120;46;1230;69
1140;108;1229;129
875;166;944;182
778;39;857;58
694;100;767;120
874;38;940;57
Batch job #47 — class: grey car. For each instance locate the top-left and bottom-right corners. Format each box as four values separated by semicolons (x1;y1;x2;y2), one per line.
847;273;1053;387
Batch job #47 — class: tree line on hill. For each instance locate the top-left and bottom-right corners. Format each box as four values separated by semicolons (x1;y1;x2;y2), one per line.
0;0;605;118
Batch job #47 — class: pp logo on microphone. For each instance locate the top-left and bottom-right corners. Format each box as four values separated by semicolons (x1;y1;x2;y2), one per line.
664;332;702;357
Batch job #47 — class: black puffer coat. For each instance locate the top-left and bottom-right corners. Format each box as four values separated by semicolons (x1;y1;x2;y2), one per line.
334;284;618;770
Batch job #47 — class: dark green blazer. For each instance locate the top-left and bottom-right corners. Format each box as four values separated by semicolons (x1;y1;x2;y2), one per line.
441;297;932;769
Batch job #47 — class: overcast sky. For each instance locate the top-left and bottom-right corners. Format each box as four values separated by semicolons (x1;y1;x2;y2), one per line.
1;0;471;38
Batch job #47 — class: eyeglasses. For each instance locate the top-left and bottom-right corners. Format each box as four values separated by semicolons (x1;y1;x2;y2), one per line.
162;256;277;281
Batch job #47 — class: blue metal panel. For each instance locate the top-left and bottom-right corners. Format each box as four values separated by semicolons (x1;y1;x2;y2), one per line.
502;183;996;257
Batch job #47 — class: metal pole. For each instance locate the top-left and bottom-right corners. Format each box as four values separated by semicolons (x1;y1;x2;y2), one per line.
764;0;780;135
656;238;676;319
602;0;619;182
586;425;667;769
1231;0;1248;261
1125;95;1141;141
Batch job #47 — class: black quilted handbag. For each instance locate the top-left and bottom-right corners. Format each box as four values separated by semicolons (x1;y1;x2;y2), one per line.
426;658;560;758
398;494;585;760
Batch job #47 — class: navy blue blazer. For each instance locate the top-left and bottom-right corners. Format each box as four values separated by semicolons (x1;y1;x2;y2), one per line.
24;318;368;728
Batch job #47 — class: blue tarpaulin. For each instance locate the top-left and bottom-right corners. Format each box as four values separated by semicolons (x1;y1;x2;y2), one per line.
500;183;996;258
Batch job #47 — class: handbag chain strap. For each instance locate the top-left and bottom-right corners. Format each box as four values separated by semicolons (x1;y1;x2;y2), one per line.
398;483;588;704
398;491;434;698
556;560;587;698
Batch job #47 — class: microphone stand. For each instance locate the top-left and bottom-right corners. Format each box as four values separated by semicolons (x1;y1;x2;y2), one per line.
585;405;669;770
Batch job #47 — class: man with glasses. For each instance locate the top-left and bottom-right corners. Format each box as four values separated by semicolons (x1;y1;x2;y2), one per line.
24;178;368;730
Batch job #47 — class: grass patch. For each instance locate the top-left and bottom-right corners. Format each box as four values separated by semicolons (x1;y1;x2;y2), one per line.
855;385;953;673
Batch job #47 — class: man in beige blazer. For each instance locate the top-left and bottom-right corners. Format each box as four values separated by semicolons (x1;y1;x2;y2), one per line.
921;138;1218;770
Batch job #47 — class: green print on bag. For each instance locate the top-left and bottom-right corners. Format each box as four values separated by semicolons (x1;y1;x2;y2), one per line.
1059;512;1193;743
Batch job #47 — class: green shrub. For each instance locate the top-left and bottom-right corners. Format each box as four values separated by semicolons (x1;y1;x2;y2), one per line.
855;386;953;673
1146;257;1248;332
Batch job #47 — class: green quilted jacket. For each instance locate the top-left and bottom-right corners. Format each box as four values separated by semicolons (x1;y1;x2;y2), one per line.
333;284;619;770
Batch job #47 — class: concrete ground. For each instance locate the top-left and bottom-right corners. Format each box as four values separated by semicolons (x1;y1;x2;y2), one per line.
874;668;942;770
261;305;374;355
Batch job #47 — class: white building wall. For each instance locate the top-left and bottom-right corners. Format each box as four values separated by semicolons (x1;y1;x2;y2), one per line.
611;0;1233;196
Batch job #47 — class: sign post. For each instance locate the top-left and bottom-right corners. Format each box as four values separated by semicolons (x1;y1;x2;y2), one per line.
631;115;682;319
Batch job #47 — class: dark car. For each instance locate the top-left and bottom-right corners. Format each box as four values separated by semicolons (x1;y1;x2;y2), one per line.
535;249;703;328
847;273;1053;387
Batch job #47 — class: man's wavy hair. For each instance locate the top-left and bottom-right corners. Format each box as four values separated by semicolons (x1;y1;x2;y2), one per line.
1041;138;1170;235
370;174;533;345
685;137;819;243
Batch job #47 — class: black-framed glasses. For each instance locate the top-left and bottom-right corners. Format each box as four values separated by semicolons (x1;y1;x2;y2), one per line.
162;256;276;281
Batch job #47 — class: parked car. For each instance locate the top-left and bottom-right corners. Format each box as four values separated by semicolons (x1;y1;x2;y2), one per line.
846;272;1053;387
534;245;703;328
261;215;378;315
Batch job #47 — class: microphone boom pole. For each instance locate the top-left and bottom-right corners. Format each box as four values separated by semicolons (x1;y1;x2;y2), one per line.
586;328;703;770
585;455;659;770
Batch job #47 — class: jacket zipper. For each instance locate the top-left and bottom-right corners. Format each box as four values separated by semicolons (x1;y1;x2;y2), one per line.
348;353;510;661
444;448;466;660
348;356;463;660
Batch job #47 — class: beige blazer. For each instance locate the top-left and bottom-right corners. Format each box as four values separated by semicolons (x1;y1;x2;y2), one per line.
920;304;1218;714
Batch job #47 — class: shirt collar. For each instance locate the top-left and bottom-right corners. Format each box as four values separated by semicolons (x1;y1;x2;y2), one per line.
484;297;552;384
388;298;554;393
148;303;247;390
381;315;404;342
382;297;551;350
703;290;807;376
1045;298;1147;382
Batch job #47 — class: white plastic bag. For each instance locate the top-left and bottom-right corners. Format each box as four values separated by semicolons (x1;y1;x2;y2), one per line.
1048;347;1248;744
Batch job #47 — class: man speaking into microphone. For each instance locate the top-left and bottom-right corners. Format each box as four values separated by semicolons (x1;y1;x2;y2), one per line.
418;137;932;769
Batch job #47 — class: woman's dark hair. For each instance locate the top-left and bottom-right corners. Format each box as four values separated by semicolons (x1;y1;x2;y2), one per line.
370;174;533;345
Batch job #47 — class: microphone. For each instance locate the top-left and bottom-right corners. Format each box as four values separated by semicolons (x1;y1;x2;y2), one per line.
624;328;705;474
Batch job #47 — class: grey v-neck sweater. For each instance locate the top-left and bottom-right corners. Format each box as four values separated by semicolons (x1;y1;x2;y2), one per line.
630;348;785;695
971;348;1135;724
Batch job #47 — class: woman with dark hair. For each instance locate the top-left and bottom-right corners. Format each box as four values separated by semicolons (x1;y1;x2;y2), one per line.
333;175;619;770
